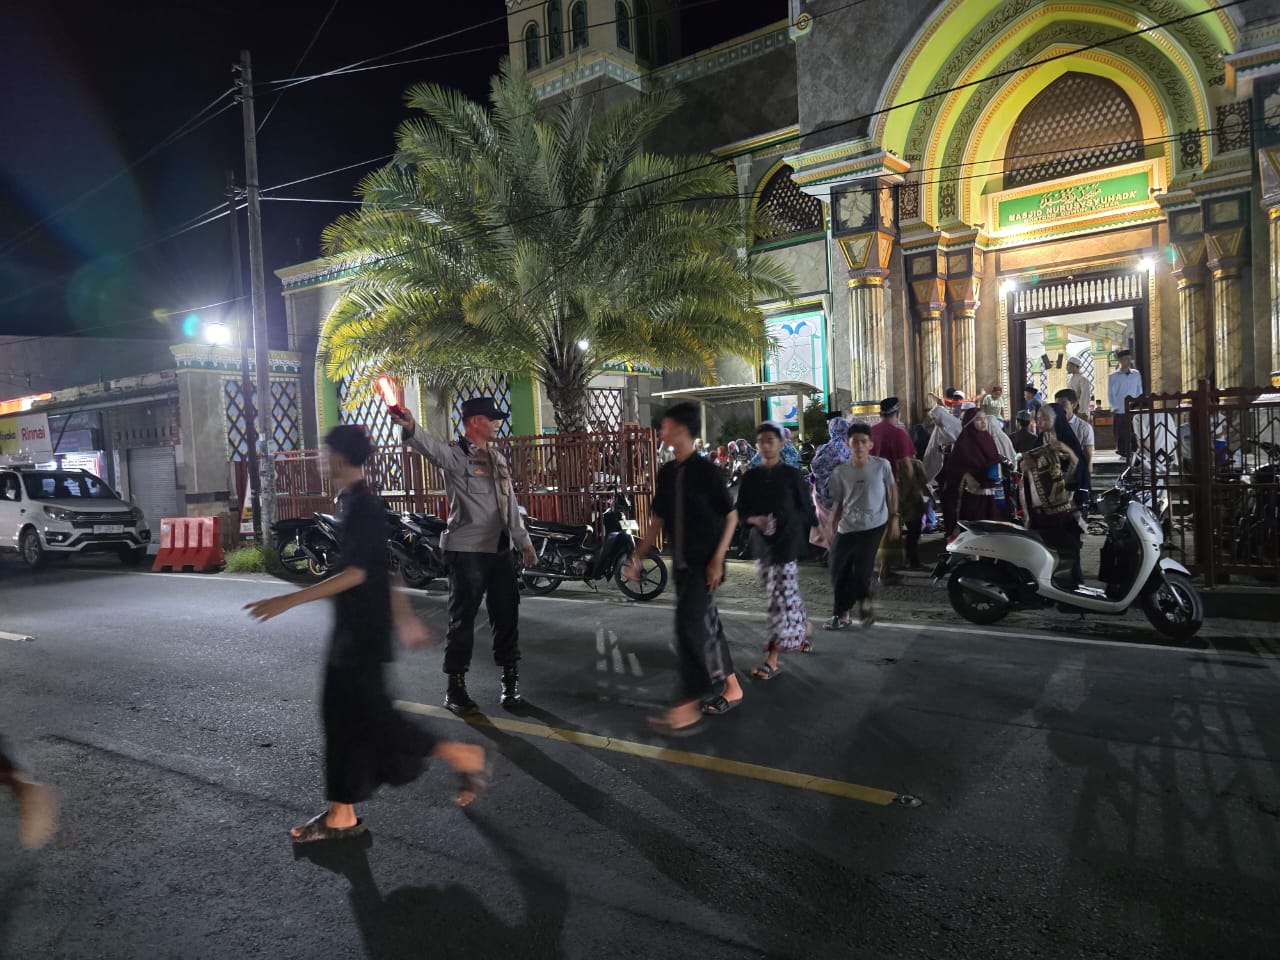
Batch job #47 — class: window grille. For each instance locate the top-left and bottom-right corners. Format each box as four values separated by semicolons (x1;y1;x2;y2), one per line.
616;1;632;51
570;2;588;50
1005;73;1142;188
225;378;300;460
524;23;541;69
547;0;564;59
452;376;513;439
587;388;625;432
755;165;823;242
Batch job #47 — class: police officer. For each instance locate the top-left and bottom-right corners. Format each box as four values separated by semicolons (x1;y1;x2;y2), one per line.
390;399;537;713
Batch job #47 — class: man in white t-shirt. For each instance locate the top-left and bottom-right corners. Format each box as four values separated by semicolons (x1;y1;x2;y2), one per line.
1065;356;1093;418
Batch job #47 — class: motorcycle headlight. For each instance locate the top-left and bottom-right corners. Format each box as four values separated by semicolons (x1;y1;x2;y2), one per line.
43;505;75;523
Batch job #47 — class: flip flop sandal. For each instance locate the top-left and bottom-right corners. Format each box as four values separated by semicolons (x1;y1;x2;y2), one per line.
751;662;782;680
701;695;744;716
647;715;705;737
457;755;493;807
290;811;367;844
822;617;853;631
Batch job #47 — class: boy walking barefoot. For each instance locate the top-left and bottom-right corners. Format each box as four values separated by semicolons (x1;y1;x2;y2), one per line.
627;403;744;735
246;425;489;842
1;738;56;849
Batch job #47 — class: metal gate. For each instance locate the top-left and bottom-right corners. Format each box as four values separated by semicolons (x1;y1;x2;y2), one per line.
127;445;180;535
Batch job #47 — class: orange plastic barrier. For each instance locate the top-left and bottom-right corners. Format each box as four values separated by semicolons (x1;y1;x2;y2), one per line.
152;516;225;573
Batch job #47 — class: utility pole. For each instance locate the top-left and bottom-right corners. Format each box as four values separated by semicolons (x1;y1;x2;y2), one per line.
226;169;262;542
236;50;276;536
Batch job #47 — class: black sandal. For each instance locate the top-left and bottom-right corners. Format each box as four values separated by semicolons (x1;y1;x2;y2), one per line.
701;695;743;716
751;662;782;680
290;811;367;844
822;616;853;631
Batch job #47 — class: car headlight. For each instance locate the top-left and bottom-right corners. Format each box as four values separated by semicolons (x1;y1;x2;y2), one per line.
130;506;146;526
43;505;75;522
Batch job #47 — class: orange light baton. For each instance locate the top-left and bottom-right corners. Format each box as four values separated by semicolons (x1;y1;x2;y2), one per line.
377;376;406;417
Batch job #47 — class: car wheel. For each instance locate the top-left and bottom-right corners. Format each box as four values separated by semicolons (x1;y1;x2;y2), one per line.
20;528;46;569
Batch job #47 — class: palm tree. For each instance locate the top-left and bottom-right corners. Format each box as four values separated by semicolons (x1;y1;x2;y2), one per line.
320;58;796;433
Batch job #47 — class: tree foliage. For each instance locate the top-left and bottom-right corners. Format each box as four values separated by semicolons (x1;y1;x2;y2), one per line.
319;59;796;432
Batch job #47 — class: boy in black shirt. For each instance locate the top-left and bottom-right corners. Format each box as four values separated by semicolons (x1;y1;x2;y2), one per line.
246;425;489;842
628;403;743;735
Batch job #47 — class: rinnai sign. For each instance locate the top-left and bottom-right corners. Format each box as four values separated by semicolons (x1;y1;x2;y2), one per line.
0;413;54;456
994;169;1152;231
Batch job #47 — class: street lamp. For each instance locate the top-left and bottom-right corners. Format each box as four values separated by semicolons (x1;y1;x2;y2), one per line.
577;339;590;351
204;320;232;346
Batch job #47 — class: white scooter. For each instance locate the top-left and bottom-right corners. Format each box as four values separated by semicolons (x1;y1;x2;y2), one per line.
933;465;1203;639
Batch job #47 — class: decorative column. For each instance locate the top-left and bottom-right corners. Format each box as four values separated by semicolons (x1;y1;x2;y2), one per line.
945;250;981;399
1257;143;1280;381
906;246;948;412
848;273;887;405
1175;255;1209;389
1201;193;1250;388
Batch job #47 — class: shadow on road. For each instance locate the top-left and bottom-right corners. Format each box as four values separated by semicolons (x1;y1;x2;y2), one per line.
294;817;569;960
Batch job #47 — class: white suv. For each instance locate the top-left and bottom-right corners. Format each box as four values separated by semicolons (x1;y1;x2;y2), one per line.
0;465;151;568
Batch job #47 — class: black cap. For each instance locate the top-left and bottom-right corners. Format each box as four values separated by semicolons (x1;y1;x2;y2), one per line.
1015;410;1032;423
879;397;900;417
459;396;509;421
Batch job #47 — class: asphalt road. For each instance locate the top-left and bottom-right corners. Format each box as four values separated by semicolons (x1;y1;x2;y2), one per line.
1;556;1279;960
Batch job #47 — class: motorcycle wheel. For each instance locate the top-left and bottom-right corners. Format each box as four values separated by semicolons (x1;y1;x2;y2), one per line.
946;561;1012;625
614;548;668;601
1141;571;1203;640
399;560;432;589
521;570;562;595
276;535;324;581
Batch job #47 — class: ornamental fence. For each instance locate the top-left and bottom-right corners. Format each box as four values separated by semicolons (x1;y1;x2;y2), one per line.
1126;380;1280;585
234;425;664;546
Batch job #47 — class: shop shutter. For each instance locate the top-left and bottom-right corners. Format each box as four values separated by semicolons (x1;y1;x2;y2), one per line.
127;446;180;535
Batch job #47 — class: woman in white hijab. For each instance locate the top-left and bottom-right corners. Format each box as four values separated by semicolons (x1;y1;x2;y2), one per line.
922;393;963;482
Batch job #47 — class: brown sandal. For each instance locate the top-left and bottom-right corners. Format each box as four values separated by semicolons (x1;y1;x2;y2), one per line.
290;811;367;844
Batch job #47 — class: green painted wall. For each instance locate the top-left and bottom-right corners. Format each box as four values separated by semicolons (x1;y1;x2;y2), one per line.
507;375;538;436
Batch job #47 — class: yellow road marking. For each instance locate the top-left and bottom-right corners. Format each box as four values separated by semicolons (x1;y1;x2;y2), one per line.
395;700;899;806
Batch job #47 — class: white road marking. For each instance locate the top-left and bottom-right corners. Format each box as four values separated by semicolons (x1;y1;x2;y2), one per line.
0;630;35;642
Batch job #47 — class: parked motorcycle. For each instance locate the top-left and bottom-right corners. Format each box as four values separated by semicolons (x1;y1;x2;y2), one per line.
387;511;450;589
520;492;668;601
272;512;340;580
933;462;1203;639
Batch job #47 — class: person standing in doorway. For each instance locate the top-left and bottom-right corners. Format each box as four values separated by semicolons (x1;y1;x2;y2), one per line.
1066;356;1093;418
245;425;489;842
825;423;899;629
736;421;817;680
389;400;537;714
628;403;743;734
1011;411;1039;454
1108;349;1144;461
1;737;56;849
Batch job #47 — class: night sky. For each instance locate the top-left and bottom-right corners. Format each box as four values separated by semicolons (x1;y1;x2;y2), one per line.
0;0;785;347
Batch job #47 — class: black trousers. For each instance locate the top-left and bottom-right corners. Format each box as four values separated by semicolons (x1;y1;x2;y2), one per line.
1115;413;1133;460
444;548;521;674
321;663;439;805
673;566;734;703
830;524;886;617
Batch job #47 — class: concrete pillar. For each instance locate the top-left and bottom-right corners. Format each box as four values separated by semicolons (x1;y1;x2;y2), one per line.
1211;259;1246;387
1270;206;1280;377
950;305;977;398
917;310;945;400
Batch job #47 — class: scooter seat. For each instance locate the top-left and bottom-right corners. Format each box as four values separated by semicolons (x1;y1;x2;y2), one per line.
958;520;1044;543
526;519;591;536
408;513;446;531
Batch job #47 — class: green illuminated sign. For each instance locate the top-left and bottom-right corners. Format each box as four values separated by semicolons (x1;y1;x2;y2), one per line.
997;170;1149;230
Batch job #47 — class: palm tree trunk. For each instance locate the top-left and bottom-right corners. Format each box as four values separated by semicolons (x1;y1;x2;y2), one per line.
543;366;591;434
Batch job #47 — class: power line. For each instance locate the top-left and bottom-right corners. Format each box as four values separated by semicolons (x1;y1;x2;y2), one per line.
261;196;362;204
260;154;394;195
257;0;343;133
0;89;239;259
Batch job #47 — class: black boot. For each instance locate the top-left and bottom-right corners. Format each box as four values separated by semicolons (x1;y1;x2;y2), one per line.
445;673;477;715
500;664;522;709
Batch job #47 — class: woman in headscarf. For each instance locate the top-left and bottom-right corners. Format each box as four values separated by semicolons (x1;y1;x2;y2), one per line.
808;417;851;549
1022;402;1087;587
943;408;1004;528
